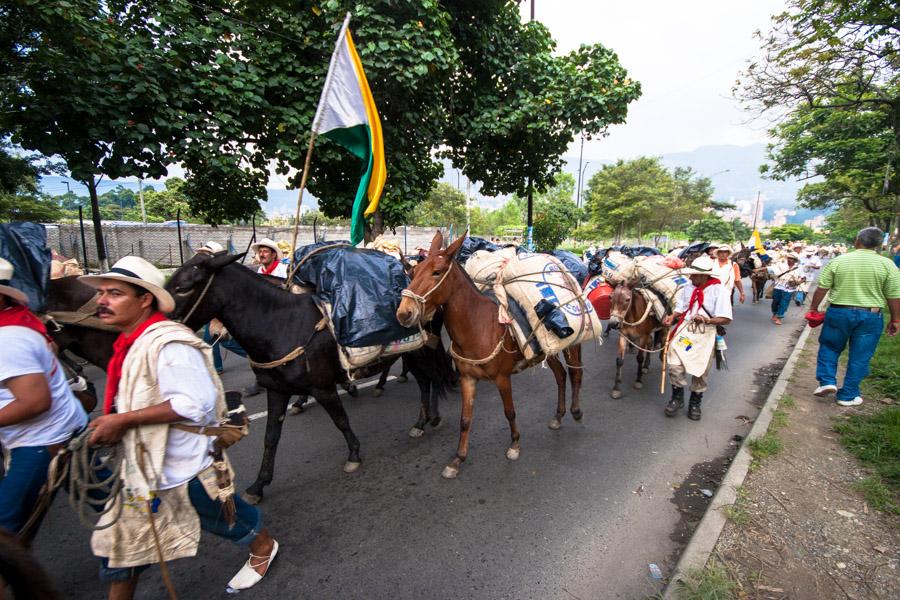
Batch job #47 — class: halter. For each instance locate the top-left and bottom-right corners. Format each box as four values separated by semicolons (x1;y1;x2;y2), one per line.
400;260;454;307
178;272;216;325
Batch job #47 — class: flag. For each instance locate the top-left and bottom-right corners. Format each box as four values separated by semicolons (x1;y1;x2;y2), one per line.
312;13;386;245
748;230;765;254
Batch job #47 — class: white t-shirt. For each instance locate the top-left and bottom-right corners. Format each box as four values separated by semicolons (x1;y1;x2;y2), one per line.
0;326;88;449
257;261;288;279
675;282;733;321
156;343;218;490
799;254;822;279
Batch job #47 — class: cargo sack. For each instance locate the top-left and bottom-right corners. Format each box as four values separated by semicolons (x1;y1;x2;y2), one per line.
0;222;51;312
547;250;588;283
633;255;690;319
455;236;502;266
599;251;635;287
464;247;519;291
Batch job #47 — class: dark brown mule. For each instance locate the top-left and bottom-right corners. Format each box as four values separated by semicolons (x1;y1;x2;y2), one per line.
396;232;583;479
606;278;664;399
43;276;118;375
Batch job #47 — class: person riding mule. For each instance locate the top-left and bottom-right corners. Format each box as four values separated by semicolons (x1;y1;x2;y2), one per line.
661;255;733;421
80;256;278;597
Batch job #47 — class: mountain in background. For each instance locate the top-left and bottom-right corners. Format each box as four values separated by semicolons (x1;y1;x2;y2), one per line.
39;143;822;224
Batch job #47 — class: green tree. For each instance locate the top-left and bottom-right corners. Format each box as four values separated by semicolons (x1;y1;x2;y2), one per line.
532;173;580;251
0;143;62;222
768;223;815;241
409;183;467;229
729;218;752;243
686;215;735;242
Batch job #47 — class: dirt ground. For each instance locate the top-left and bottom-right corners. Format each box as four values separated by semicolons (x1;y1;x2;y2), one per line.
714;329;900;599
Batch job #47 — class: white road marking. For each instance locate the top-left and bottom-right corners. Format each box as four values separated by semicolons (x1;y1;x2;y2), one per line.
247;375;398;422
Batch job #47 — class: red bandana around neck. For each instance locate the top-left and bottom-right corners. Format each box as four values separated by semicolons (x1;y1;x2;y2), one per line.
261;259;280;275
669;277;721;340
103;311;168;414
0;304;52;343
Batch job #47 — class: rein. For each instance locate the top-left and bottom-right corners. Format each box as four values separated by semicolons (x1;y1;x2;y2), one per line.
247;317;328;369
179;272;217;326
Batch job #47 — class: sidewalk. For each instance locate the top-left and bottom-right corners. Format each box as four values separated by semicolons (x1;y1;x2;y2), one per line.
677;327;900;599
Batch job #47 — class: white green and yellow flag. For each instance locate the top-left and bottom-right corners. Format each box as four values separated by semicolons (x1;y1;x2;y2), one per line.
312;13;386;245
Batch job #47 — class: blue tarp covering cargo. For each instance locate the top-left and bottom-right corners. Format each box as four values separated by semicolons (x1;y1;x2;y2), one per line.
547;250;588;284
0;222;51;311
454;236;501;265
292;242;419;348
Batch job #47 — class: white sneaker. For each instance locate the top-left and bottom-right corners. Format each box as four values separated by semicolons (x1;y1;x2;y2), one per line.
836;396;863;407
814;385;837;397
227;540;279;592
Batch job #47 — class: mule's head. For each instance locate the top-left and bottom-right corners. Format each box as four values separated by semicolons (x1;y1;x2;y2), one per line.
607;276;638;330
165;250;245;328
396;231;465;327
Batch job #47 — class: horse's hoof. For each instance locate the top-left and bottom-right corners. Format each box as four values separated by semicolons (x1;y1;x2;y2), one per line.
243;491;262;505
506;447;520;461
611;389;623;399
633;381;643;390
343;461;362;474
641;367;649;374
372;388;384;398
548;418;562;430
441;465;459;479
429;417;442;428
572;409;584;421
408;426;425;438
287;404;303;416
346;385;359;398
397;375;408;383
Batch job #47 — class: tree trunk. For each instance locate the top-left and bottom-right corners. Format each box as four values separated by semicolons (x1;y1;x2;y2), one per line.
85;177;109;272
365;208;385;243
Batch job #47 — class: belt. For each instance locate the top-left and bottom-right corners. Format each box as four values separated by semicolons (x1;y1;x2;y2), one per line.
830;304;881;313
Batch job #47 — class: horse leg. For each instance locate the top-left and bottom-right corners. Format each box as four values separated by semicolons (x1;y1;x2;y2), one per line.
408;375;430;438
245;389;291;504
288;394;307;415
312;385;362;473
428;378;442;428
397;355;409;383
373;364;391;398
442;375;476;479
567;344;584;421
633;344;646;390
546;354;567;430
497;374;521;461
611;334;626;399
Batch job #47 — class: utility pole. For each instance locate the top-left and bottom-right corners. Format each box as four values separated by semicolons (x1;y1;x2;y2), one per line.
576;134;584;208
466;177;471;232
530;0;535;20
138;177;147;225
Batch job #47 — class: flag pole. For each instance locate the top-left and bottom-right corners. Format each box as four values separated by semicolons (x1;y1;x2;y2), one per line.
285;13;353;284
751;190;761;231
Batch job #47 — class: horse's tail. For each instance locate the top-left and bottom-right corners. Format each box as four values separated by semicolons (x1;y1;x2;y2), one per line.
0;531;60;599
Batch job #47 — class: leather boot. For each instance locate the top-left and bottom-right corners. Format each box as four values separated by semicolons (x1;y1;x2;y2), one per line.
665;386;684;417
688;391;702;421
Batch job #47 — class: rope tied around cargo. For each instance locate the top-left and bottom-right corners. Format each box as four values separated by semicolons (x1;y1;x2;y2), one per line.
448;324;514;365
247;317;328;369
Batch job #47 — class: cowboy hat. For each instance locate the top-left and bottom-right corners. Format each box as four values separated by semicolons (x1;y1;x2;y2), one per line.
785;252;800;261
715;245;734;255
0;258;29;305
199;240;224;254
250;238;282;261
80;256;175;313
682;254;717;275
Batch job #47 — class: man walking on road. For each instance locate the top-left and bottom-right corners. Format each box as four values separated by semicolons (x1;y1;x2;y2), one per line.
770;253;805;325
81;256;279;598
808;227;900;406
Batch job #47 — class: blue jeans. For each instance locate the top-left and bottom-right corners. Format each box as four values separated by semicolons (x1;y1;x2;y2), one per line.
203;324;247;372
816;307;883;401
0;446;53;535
794;291;806;305
771;288;793;318
99;476;263;582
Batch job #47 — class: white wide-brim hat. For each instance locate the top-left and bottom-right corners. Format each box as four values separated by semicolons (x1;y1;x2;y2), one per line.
715;244;734;255
0;258;29;305
250;238;282;261
199;240;224;254
80;256;175;313
682;254;717;275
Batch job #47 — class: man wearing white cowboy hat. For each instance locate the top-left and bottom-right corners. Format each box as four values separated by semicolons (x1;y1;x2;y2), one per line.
661;254;733;421
712;244;746;305
251;238;288;279
80;256;278;598
769;252;805;325
794;246;822;306
0;258;88;538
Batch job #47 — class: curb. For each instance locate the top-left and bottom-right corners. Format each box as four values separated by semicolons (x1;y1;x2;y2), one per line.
663;323;813;598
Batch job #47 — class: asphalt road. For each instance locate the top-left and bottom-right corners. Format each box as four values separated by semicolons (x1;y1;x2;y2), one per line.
32;285;807;599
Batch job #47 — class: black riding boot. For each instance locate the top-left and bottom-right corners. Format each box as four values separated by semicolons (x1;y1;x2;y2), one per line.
665;386;684;417
688;391;703;421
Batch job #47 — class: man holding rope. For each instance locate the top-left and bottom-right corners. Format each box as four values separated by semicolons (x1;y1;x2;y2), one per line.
81;256;278;598
661;255;733;421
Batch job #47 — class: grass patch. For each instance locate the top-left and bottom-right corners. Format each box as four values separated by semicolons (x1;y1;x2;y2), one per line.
780;394;796;409
834;407;900;492
722;486;751;526
863;315;900;400
770;408;789;431
748;431;783;469
675;560;738;600
851;476;900;515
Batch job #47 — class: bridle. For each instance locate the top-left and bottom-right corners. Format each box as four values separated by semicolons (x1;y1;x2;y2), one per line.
176;271;216;326
400;260;454;308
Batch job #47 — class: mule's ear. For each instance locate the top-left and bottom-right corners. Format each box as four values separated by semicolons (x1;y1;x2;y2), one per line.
444;233;467;260
208;252;246;271
429;231;443;255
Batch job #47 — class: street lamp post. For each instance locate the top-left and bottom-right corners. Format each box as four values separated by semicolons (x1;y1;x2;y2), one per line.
576;134;584;208
578;161;591;208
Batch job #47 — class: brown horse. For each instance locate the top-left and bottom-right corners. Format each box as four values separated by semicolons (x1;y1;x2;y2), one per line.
606;278;664;398
396;232;583;479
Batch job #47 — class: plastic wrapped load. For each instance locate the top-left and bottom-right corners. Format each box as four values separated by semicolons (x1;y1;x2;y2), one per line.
463;246;519;291
633;255;690;319
0;222;51;311
584;275;613;320
548;250;588;284
599;251;636;286
320;301;424;371
51;257;84;278
677;242;711;260
499;253;603;356
292;242;419;348
455;236;501;265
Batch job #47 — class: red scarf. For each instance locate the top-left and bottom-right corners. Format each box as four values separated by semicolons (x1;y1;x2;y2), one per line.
669;277;721;340
0;304;52;343
261;259;280;275
103;311;168;414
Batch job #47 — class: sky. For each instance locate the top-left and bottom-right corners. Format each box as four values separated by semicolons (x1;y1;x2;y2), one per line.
525;0;789;162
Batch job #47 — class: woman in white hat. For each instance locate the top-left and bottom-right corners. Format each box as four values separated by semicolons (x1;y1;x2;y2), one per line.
660;255;733;421
251;238;288;279
712;245;745;305
0;258;88;538
80;256;279;597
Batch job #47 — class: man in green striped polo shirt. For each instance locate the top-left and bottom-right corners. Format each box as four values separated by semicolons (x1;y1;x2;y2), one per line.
808;227;900;406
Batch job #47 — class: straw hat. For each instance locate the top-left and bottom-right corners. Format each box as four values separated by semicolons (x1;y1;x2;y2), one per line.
80;256;175;313
250;238;282;261
784;252;800;262
0;258;29;305
715;244;734;255
682;254;717;275
199;240;224;254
